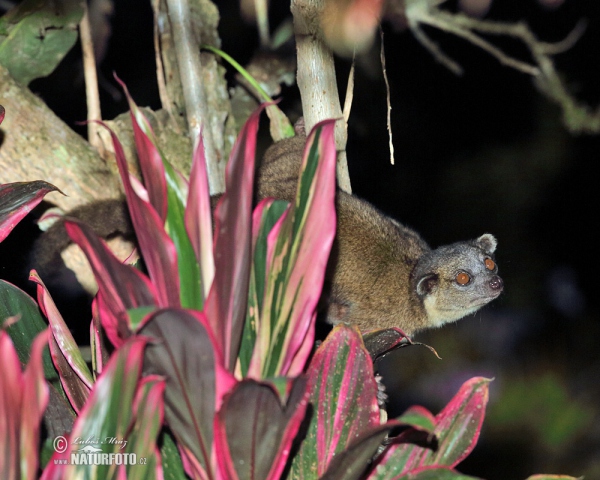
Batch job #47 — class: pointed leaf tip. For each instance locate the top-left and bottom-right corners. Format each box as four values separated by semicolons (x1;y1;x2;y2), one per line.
206;104;266;371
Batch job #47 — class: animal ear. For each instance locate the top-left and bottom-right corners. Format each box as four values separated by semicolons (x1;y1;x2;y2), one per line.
416;273;438;296
475;233;497;254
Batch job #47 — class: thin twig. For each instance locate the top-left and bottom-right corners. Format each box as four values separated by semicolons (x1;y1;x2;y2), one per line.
408;21;463;75
380;29;394;165
406;4;600;134
421;12;539;76
538;20;587;55
79;1;107;158
342;59;355;128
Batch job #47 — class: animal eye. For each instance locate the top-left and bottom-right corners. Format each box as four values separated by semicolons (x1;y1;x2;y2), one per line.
456;272;471;285
484;258;495;271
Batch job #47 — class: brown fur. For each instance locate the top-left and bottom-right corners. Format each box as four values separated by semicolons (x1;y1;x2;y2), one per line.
32;199;133;286
257;136;503;334
33;136;502;335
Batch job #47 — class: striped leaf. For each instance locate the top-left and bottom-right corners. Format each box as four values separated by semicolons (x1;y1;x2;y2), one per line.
289;324;381;478
0;180;59;243
249;120;337;379
370;377;491;479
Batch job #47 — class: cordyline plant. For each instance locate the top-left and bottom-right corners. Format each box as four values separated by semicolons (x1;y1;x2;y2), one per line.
0;95;578;480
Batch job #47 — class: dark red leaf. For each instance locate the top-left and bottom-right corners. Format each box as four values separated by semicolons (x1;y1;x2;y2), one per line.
362;328;411;362
64;219;158;347
205;105;265;370
115;74;168;221
101;122;181;308
140;308;236;478
185;131;214;299
215;377;309;480
0;181;60;243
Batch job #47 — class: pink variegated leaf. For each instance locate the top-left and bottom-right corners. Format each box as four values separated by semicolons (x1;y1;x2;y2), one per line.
140;308;236;478
115;75;168;220
0;181;60;243
214;377;309;480
371;378;491;478
64;219;159;347
376;465;482;480
524;476;582;480
101;122;181;308
0;331;22;479
250;120;337;379
185;132;215;300
41;336;151;480
289;324;381;478
205;105;265;371
0;104;4;124
126;375;166;479
117;78;202;310
179;444;209;480
30;271;92;412
237;198;289;378
20;330;50;480
0;329;49;480
90;303;108;377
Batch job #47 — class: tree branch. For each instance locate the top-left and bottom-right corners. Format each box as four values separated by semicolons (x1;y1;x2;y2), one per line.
291;0;352;193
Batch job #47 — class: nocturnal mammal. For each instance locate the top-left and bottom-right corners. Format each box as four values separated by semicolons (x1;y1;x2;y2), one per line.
257;135;503;335
33;136;503;336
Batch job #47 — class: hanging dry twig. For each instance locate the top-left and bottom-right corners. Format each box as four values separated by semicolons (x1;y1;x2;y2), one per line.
342;60;355;129
380;29;394;165
404;0;599;134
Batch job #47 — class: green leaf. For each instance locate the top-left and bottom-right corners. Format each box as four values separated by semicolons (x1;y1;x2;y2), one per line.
0;0;83;84
41;336;154;478
395;406;436;434
160;429;187;480
31;271;92;412
0;280;58;385
202;45;294;140
118;77;202;311
127;306;157;331
125;376;166;480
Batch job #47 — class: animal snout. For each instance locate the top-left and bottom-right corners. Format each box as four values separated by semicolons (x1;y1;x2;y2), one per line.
489;275;503;291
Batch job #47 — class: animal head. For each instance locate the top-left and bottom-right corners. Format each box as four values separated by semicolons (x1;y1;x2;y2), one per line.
412;233;503;328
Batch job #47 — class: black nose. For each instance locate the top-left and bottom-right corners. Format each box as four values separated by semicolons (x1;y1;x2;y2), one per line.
489;275;503;291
